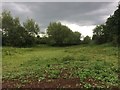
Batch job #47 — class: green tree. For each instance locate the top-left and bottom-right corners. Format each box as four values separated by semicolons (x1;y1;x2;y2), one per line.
92;24;106;44
0;15;2;46
2;10;14;32
23;19;40;36
2;10;36;47
72;31;81;44
47;22;81;46
0;30;1;46
0;15;2;29
104;4;120;45
2;10;21;46
83;36;91;44
92;3;120;45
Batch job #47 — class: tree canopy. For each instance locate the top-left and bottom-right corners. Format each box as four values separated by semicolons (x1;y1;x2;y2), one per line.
47;22;81;46
2;3;119;47
2;10;38;47
92;4;120;45
83;36;91;44
23;19;40;36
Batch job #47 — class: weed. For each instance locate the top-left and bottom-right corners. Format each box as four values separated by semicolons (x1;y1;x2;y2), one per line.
48;69;60;79
84;83;92;88
2;45;119;88
61;55;75;64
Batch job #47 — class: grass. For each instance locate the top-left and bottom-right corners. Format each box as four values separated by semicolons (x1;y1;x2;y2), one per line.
2;44;119;88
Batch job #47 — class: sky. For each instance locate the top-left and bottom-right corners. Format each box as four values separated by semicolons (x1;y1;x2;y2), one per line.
2;2;118;37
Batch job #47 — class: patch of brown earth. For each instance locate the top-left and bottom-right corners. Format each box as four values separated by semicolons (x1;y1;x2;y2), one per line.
2;78;119;90
2;78;81;88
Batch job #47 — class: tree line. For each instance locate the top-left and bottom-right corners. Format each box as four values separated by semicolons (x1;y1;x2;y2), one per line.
1;10;82;47
2;10;39;47
1;4;119;47
92;4;120;46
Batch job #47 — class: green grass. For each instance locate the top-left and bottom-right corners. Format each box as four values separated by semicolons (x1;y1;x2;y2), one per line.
2;44;119;88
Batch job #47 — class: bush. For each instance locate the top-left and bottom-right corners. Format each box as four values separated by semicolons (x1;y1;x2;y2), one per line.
82;36;91;44
36;36;48;44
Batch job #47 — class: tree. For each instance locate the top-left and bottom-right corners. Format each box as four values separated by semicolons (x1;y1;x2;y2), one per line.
2;10;14;32
0;15;2;46
47;22;81;46
0;15;2;29
93;25;104;36
0;30;1;46
83;36;91;44
92;3;120;45
2;10;21;46
2;10;37;47
92;24;106;44
10;26;35;47
72;31;81;45
104;4;120;45
23;19;40;36
36;36;48;44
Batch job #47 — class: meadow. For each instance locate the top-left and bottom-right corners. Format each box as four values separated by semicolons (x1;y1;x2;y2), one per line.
2;44;119;88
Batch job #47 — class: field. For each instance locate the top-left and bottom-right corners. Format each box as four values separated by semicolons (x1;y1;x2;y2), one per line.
2;44;119;89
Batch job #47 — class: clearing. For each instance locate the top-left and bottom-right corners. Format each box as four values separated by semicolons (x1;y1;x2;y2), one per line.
2;44;119;89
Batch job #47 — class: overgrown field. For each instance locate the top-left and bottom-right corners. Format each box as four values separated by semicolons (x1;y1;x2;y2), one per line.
2;44;119;88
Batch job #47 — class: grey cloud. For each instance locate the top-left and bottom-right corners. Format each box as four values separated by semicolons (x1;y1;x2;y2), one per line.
2;2;118;31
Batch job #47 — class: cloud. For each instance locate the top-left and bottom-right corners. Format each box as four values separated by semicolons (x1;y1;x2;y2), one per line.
2;2;118;36
8;3;31;13
61;21;95;38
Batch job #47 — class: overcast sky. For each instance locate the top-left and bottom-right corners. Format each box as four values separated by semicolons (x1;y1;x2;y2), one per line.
2;2;118;37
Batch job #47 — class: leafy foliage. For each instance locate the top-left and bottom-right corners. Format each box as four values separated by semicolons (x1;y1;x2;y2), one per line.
47;22;81;46
83;35;91;44
23;18;40;36
2;10;39;47
92;25;106;44
92;4;120;45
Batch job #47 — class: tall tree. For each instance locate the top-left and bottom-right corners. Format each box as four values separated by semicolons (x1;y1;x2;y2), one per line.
23;19;40;36
72;31;81;44
2;10;21;46
104;4;120;45
92;3;120;45
92;24;106;44
2;10;36;47
47;22;81;46
2;10;14;31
